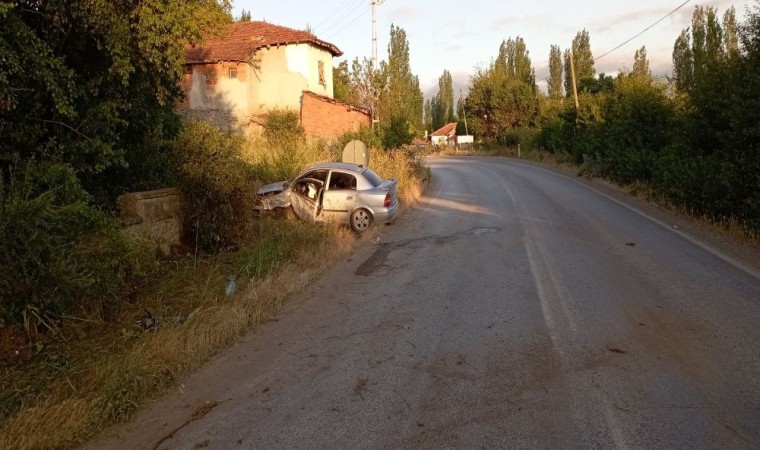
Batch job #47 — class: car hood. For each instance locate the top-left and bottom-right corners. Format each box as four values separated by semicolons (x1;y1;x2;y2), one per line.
258;181;289;195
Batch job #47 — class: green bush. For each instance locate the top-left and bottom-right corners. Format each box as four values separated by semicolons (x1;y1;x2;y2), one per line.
0;162;157;325
535;118;569;153
381;115;414;150
172;121;257;253
264;109;304;144
336;125;383;152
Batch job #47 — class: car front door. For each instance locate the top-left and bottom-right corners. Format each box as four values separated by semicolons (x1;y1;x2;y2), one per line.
289;178;323;222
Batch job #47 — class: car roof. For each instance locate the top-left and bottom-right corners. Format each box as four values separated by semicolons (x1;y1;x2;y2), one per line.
305;162;367;174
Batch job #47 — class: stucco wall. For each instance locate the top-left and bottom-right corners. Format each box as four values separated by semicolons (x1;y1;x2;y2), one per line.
179;63;251;116
300;92;370;140
251;44;333;114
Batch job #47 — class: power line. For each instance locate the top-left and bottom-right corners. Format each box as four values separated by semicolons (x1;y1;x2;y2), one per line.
596;0;692;61
313;0;354;30
534;0;692;82
318;1;366;34
324;6;371;40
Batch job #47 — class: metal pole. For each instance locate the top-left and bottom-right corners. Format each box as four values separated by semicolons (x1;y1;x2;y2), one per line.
461;90;468;136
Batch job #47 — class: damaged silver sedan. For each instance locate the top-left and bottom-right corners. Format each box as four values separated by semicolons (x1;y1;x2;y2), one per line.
255;162;399;232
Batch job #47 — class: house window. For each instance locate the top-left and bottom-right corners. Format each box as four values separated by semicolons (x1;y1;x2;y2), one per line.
229;67;237;79
318;61;325;87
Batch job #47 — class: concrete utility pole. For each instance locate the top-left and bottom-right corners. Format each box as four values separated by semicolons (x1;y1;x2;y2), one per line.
371;0;385;128
371;0;385;71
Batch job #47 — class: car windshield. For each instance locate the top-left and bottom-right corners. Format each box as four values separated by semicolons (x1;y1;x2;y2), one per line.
362;168;384;187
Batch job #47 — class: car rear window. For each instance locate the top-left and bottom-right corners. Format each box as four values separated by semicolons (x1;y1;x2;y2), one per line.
362;168;384;187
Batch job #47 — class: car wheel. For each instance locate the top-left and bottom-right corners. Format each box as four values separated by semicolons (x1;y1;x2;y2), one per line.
350;208;373;232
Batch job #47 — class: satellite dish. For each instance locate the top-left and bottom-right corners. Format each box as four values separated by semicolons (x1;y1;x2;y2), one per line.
342;140;369;167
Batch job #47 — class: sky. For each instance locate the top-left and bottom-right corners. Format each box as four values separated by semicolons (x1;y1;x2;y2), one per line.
233;0;750;98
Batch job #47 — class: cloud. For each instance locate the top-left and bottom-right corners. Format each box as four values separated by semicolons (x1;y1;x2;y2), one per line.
387;5;423;22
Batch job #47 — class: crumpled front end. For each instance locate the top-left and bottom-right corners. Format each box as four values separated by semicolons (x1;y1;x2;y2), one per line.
255;191;291;211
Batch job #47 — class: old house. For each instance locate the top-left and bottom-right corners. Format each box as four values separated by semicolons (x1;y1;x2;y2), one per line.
430;123;458;146
179;21;369;138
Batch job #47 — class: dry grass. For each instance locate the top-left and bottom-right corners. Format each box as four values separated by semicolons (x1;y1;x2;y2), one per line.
0;222;358;449
0;131;427;449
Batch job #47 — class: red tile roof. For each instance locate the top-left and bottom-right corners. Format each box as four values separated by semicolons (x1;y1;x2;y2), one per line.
185;21;342;63
430;122;458;137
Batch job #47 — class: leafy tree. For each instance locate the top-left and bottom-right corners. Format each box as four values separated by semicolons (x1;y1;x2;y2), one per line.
0;0;232;323
377;24;423;146
333;60;351;102
349;57;378;114
632;46;650;78
579;73;614;94
547;45;564;99
0;0;232;206
467;38;538;143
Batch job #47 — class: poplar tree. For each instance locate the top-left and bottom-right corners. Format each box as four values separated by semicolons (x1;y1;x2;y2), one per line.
564;30;595;95
432;69;454;130
378;24;423;147
547;45;563;99
632;46;650;78
424;98;432;132
723;6;740;59
672;6;731;93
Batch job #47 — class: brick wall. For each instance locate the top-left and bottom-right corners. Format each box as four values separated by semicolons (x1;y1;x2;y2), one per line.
300;91;371;140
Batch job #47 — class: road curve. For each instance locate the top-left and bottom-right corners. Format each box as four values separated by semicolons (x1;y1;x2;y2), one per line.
94;156;760;449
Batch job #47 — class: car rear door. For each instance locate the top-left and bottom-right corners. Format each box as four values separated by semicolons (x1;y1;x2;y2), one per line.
321;170;357;224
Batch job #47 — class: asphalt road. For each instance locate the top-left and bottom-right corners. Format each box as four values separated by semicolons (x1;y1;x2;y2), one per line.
96;156;760;449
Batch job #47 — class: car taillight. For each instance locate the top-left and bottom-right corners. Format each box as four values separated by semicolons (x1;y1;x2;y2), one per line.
383;193;391;208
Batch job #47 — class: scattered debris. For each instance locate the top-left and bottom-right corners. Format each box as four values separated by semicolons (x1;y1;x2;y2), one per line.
192;401;218;420
607;347;627;354
625;242;636;247
137;309;159;332
672;225;678;229
262;387;270;393
225;275;237;296
417;422;425;427
354;377;369;396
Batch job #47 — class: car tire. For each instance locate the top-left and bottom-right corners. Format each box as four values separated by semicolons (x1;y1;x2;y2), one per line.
350;208;373;232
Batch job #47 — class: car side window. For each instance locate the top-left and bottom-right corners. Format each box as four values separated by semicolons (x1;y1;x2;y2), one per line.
298;170;328;183
328;172;357;190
